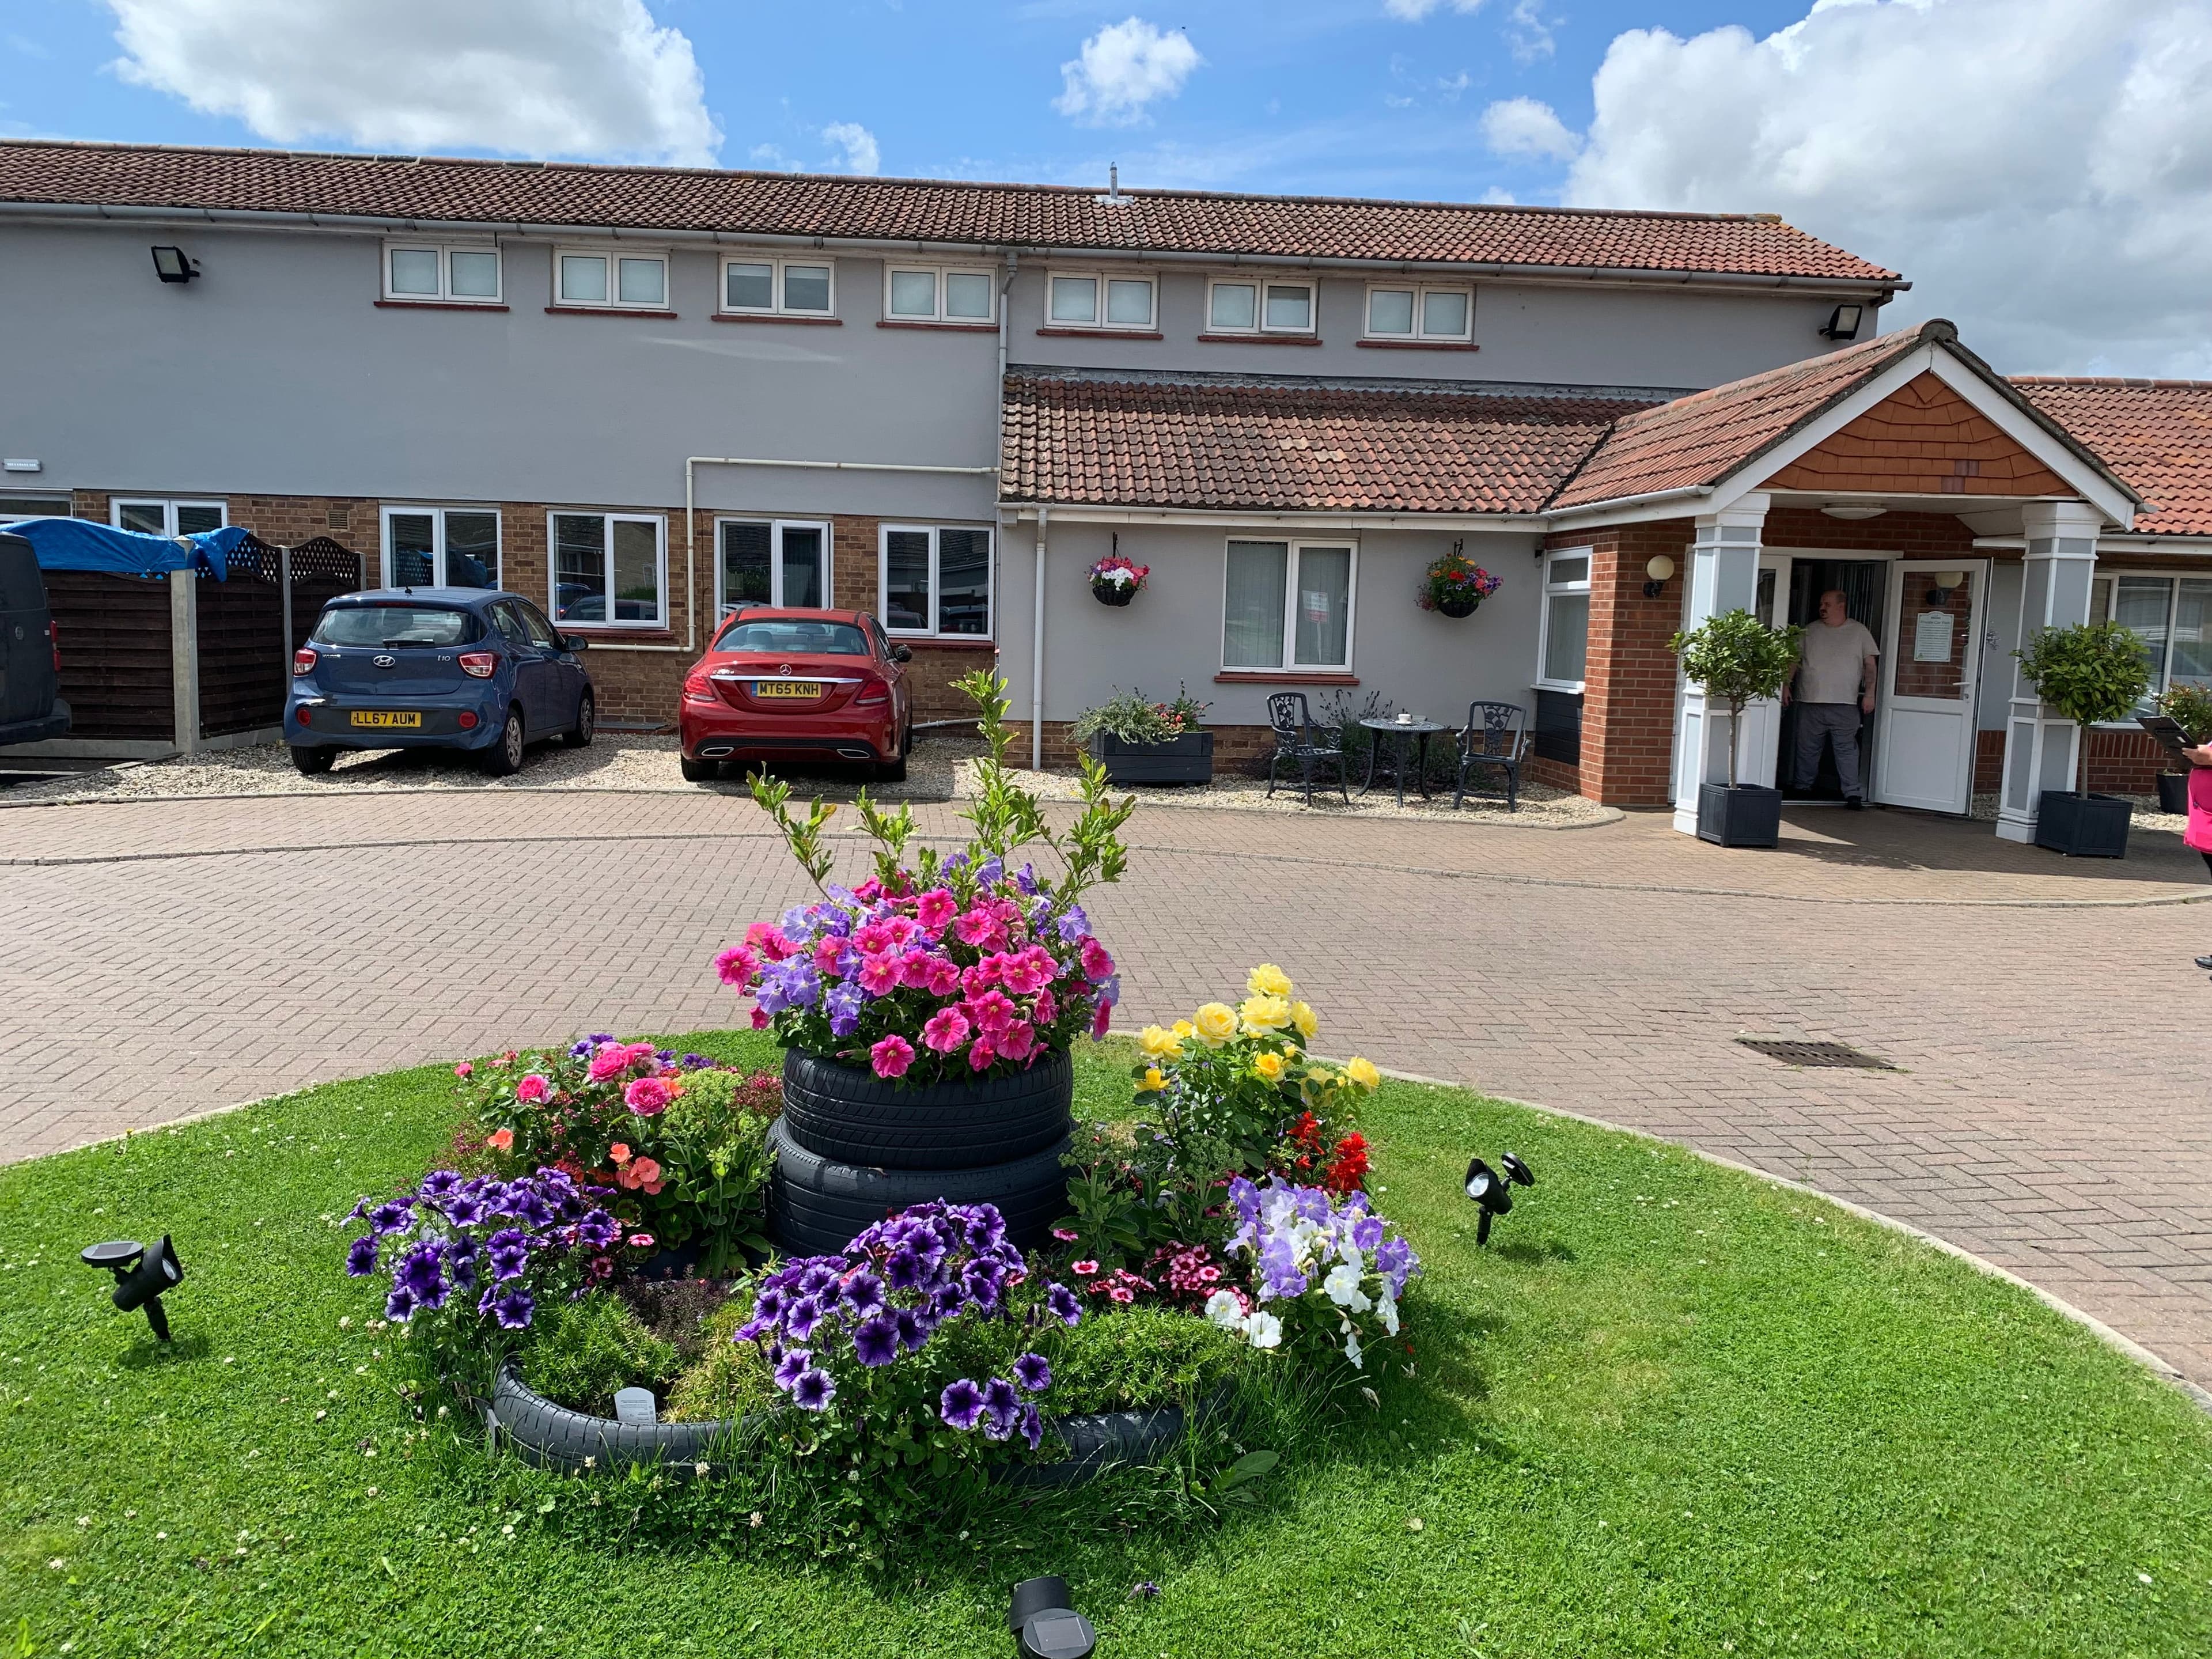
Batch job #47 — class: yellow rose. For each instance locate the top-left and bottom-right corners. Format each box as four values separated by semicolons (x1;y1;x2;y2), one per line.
1346;1056;1381;1090
1193;1003;1239;1047
1138;1024;1183;1059
1171;1018;1197;1043
1238;994;1292;1033
1137;1066;1165;1093
1290;1001;1319;1039
1246;963;1295;998
1252;1051;1286;1082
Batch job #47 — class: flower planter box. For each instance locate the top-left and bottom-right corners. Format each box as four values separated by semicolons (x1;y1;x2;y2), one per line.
2035;790;2133;858
2157;771;2190;816
1089;730;1214;785
1696;782;1783;849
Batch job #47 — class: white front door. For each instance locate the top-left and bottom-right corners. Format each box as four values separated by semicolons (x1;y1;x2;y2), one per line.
1873;559;1987;813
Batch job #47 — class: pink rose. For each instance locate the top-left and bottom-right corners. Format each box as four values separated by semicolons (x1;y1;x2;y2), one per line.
714;945;760;987
1080;938;1114;982
516;1074;549;1104
857;953;902;997
870;1034;916;1080
453;1062;473;1079
922;1007;972;1054
915;889;958;934
588;1047;628;1082
625;1075;672;1116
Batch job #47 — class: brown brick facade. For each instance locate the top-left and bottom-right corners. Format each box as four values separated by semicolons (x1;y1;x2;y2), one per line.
1544;518;1694;807
1025;720;1280;774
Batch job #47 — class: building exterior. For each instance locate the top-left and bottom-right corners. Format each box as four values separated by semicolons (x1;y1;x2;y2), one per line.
1;139;2203;833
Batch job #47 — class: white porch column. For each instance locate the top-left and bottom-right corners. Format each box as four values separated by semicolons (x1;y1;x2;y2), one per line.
1671;494;1768;835
1994;501;2103;843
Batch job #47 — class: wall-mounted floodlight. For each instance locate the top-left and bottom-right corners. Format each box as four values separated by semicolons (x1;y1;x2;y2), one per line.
1819;304;1863;340
150;246;198;284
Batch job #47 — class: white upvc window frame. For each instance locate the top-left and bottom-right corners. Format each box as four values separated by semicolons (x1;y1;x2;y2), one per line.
1362;282;1476;343
380;505;504;590
877;522;997;639
1219;537;1361;674
1534;546;1593;694
0;491;70;525
1045;267;1158;332
719;255;838;318
546;510;669;631
381;239;504;305
551;245;671;311
714;517;835;616
111;498;227;537
882;263;999;325
1205;275;1317;336
2090;566;2212;721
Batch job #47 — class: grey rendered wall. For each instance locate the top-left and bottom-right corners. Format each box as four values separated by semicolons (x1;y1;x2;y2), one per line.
998;521;1546;728
1979;558;2025;731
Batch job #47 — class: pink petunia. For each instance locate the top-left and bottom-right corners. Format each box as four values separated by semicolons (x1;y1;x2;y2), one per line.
516;1074;549;1104
870;1033;916;1080
749;1006;771;1030
925;956;964;997
746;922;798;962
852;878;884;903
854;921;895;956
968;988;1018;1037
714;945;760;987
915;889;958;934
453;1061;474;1079
952;909;998;948
899;951;938;990
923;1007;972;1054
881;916;920;948
813;936;849;978
967;1036;997;1071
1092;998;1113;1039
857;953;903;997
1033;987;1058;1027
996;1020;1036;1062
1080;938;1115;981
1001;947;1054;997
625;1076;672;1116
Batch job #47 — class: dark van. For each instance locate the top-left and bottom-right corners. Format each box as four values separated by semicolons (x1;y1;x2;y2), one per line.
0;531;70;747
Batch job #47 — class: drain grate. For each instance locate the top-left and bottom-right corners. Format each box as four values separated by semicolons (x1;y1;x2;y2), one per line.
1735;1037;1899;1071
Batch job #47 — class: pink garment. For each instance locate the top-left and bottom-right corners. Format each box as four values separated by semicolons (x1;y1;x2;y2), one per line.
2187;764;2212;853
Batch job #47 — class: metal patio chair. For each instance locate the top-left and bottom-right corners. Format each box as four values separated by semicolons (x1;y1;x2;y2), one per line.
1453;700;1529;811
1265;691;1350;806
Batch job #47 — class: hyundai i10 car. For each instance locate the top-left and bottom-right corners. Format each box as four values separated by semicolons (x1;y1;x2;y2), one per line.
287;588;594;776
678;608;913;783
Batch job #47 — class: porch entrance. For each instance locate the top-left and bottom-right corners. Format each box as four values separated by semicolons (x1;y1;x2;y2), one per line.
1746;555;1887;801
1871;559;1987;815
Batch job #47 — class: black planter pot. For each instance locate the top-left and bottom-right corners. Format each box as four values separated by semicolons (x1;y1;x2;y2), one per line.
2034;790;2133;858
1435;595;1480;619
1696;782;1783;849
781;1047;1071;1169
1090;729;1214;785
2158;771;2190;816
1091;582;1137;607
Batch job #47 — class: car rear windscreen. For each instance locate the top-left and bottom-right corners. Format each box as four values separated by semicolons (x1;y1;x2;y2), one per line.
312;605;476;647
717;619;870;656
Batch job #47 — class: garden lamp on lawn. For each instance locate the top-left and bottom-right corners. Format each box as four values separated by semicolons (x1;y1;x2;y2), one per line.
1009;1576;1097;1659
1464;1154;1535;1245
79;1235;185;1341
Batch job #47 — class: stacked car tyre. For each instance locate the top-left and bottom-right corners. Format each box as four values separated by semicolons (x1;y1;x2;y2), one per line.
770;1048;1074;1258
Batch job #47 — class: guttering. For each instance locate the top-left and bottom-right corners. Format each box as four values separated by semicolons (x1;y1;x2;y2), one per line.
1540;483;1718;524
1031;506;1049;771
1001;501;1550;533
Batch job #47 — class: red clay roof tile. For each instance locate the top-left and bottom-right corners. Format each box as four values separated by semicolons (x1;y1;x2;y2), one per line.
2010;379;2212;537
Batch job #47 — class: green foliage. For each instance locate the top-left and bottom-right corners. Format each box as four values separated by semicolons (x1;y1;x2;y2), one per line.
2156;680;2212;745
650;1069;782;1272
517;1294;679;1418
2017;622;2156;795
1671;608;1804;787
1044;1301;1251;1414
661;1297;777;1423
1070;685;1210;747
953;668;1137;903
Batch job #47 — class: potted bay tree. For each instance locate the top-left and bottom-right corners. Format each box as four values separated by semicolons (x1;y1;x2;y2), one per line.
1671;607;1802;849
2018;620;2153;857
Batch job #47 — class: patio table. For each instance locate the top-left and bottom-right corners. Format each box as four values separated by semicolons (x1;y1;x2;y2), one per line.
1359;716;1449;806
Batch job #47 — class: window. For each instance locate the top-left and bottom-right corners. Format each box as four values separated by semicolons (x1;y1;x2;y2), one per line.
718;519;832;615
112;499;226;537
1536;549;1592;690
0;493;70;524
1206;278;1316;335
549;512;666;627
883;265;997;324
721;257;835;317
716;616;872;656
554;248;669;310
880;524;993;637
1364;283;1475;343
2091;572;2212;712
382;506;501;590
1221;539;1357;672
1047;270;1156;331
382;241;503;305
312;604;478;648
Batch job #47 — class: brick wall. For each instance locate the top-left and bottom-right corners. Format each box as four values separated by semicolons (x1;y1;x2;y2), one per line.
1025;720;1279;774
1975;728;2169;798
1763;506;1979;555
1548;519;1693;807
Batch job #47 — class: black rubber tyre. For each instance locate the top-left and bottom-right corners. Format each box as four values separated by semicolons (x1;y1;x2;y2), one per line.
781;1047;1071;1170
768;1120;1071;1257
291;745;336;775
564;689;595;748
876;719;911;784
479;706;525;776
679;755;719;783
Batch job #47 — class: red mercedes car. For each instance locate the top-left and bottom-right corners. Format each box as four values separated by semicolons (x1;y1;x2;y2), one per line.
677;608;914;783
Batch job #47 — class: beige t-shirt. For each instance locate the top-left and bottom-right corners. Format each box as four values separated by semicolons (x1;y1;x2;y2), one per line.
1796;618;1880;704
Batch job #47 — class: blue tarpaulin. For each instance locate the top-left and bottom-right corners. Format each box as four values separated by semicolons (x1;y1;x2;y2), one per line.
0;517;251;579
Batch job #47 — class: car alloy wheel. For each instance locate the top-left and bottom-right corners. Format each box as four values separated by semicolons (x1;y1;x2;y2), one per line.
504;713;526;770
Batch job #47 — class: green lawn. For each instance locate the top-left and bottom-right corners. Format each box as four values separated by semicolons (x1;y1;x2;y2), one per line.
3;1032;2209;1657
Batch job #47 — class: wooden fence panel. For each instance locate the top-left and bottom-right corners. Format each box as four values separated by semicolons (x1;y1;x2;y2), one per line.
197;565;286;737
43;570;173;741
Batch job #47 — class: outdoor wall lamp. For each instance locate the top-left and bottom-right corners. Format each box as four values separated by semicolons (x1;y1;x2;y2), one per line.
1643;555;1676;599
1820;303;1863;340
1926;569;1967;604
1819;502;1887;521
149;245;198;284
1010;1576;1097;1658
81;1235;185;1341
1464;1153;1535;1245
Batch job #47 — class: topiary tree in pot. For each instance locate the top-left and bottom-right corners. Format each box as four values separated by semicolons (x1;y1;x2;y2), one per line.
2016;620;2152;857
1669;608;1803;848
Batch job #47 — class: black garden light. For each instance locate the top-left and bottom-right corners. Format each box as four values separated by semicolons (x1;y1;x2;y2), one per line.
149;245;198;284
1009;1576;1097;1659
81;1236;185;1341
1463;1152;1536;1245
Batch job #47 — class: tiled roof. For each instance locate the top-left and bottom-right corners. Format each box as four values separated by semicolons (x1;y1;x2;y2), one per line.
2011;378;2212;536
1000;370;1657;513
0;140;1903;282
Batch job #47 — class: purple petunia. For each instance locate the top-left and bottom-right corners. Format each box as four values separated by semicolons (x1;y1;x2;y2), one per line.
1019;1404;1044;1452
783;1296;827;1344
344;1235;380;1277
574;1209;619;1252
440;1191;488;1229
840;1271;885;1319
417;1170;463;1200
825;980;865;1038
939;1378;985;1431
479;1284;534;1330
393;1243;447;1310
384;1286;418;1322
368;1201;412;1237
892;1307;927;1353
1013;1353;1052;1394
1045;1283;1082;1327
680;1053;714;1070
773;1347;813;1389
980;1378;1022;1442
486;1228;531;1281
791;1367;836;1411
851;1315;899;1368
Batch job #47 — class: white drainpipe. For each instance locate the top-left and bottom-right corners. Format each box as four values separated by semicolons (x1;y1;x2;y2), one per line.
1031;506;1050;771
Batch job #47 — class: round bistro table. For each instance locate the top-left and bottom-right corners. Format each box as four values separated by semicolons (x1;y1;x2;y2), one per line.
1359;716;1449;806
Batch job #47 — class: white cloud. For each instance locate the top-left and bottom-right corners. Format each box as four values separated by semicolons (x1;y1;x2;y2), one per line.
1559;0;2212;375
1505;0;1556;62
1481;95;1580;162
821;121;880;176
1054;17;1202;126
1383;0;1483;18
103;0;719;165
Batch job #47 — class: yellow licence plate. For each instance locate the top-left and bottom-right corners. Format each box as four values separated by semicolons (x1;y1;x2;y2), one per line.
349;711;423;729
755;681;822;700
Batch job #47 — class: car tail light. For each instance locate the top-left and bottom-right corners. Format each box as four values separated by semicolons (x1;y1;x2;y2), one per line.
292;646;317;676
458;711;479;730
48;619;60;675
459;651;498;679
854;679;890;707
683;670;715;703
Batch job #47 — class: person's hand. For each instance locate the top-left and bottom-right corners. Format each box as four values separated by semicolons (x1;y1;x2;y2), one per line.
1781;686;1791;707
2186;744;2212;768
1861;692;1875;714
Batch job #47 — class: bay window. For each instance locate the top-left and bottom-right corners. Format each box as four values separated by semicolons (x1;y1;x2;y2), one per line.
383;240;502;305
383;506;501;589
1536;548;1592;690
555;248;669;310
550;512;666;628
880;524;993;637
1222;539;1357;672
719;519;831;615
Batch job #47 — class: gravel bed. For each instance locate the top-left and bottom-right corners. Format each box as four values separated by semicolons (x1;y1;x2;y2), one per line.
1968;790;2184;835
960;760;1618;827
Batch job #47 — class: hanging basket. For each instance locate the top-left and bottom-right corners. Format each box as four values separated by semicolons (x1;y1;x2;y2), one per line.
1092;582;1137;608
1435;595;1480;619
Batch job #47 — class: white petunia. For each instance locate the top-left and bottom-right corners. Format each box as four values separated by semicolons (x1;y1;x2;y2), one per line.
1343;1329;1363;1368
1204;1289;1247;1330
1378;1294;1400;1337
1323;1263;1372;1313
1245;1310;1283;1349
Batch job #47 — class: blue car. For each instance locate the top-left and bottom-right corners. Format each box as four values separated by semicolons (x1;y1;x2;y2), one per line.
286;588;594;776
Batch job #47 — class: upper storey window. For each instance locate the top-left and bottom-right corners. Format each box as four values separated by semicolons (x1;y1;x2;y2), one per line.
555;249;669;310
1047;270;1156;332
885;265;998;324
1207;279;1315;335
384;241;503;305
1364;284;1474;343
722;257;836;317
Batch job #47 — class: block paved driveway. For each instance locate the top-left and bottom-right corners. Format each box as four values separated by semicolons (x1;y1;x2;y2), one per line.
3;787;2210;1385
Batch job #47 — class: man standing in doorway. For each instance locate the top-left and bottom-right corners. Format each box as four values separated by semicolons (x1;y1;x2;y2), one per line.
1782;589;1880;809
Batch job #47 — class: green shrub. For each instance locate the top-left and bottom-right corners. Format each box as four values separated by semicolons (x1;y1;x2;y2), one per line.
1671;609;1803;787
518;1291;680;1416
2017;621;2155;796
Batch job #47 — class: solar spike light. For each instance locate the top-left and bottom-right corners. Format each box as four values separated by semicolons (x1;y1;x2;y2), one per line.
1464;1153;1536;1245
1009;1576;1098;1659
81;1236;185;1342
